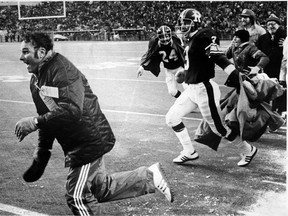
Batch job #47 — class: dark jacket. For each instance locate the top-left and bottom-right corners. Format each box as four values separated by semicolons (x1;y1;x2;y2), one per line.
221;77;284;141
225;42;269;72
31;52;115;168
256;27;287;78
140;34;184;77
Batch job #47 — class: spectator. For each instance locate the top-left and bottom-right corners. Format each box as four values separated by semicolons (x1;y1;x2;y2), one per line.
225;29;269;75
1;2;286;41
239;9;266;44
279;37;287;120
280;37;287;85
15;32;174;215
256;14;287;115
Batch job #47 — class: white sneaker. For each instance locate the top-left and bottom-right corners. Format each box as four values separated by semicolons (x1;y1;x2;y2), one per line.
237;145;258;167
148;162;174;202
173;151;199;164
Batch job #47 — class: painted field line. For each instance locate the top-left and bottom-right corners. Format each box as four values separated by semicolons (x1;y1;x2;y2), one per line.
262;180;286;186
0;99;202;121
0;75;227;87
103;109;202;121
0;99;33;104
85;77;227;87
237;210;261;216
0;203;49;216
88;77;165;83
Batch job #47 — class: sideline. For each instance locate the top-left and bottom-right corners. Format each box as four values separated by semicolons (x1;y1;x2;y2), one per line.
0;203;49;216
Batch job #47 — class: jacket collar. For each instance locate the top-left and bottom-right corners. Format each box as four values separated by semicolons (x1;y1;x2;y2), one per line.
239;41;249;48
38;50;55;72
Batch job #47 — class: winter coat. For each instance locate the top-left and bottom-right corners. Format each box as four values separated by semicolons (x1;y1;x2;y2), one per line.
256;27;287;78
31;52;115;168
194;75;284;149
225;42;269;72
221;76;284;141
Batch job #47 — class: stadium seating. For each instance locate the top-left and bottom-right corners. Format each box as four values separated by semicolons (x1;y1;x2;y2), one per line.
0;1;286;42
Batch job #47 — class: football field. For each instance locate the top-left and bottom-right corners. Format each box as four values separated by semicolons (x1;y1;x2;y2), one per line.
0;41;286;215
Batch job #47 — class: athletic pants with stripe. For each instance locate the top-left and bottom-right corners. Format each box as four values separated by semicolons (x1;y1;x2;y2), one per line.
166;80;227;137
65;156;155;215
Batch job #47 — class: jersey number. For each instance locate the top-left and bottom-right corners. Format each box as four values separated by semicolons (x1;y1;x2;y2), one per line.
159;49;178;63
184;46;190;70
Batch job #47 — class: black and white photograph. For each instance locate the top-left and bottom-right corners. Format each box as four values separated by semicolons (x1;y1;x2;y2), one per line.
0;1;287;215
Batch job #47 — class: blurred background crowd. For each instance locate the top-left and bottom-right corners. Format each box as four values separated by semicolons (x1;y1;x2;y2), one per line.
0;1;287;42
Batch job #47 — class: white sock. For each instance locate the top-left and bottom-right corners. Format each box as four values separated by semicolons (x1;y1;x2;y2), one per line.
174;127;195;153
238;140;252;154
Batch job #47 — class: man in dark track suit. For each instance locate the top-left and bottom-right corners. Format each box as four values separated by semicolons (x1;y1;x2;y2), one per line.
15;32;174;215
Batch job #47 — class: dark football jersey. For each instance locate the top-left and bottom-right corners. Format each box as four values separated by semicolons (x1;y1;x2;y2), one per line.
158;44;183;70
140;35;185;77
184;28;231;84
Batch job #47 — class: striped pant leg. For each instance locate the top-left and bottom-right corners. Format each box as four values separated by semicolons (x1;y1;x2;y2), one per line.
196;80;227;137
65;159;102;216
66;157;156;215
92;159;155;202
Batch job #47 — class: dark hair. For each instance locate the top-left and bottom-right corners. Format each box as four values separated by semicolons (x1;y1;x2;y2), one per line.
23;32;53;52
234;29;250;42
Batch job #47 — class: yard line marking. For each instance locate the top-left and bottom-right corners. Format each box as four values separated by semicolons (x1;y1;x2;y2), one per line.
88;77;166;83
86;77;227;87
0;75;227;87
237;210;261;216
0;99;33;104
103;109;202;121
0;99;202;121
262;180;286;186
0;203;49;216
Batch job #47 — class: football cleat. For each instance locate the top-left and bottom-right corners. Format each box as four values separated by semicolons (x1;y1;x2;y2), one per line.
148;162;174;202
237;145;257;167
173;151;199;164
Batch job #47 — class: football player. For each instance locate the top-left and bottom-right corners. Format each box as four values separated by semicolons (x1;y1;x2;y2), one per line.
137;25;187;98
165;8;258;167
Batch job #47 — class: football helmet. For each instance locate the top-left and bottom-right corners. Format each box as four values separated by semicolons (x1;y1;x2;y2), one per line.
175;8;202;40
157;25;172;45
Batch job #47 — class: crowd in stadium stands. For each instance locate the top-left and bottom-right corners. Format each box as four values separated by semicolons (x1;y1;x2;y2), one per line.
0;1;287;42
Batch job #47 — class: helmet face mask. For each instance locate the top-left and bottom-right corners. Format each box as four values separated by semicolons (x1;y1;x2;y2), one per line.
176;18;195;34
157;25;172;45
175;8;201;40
